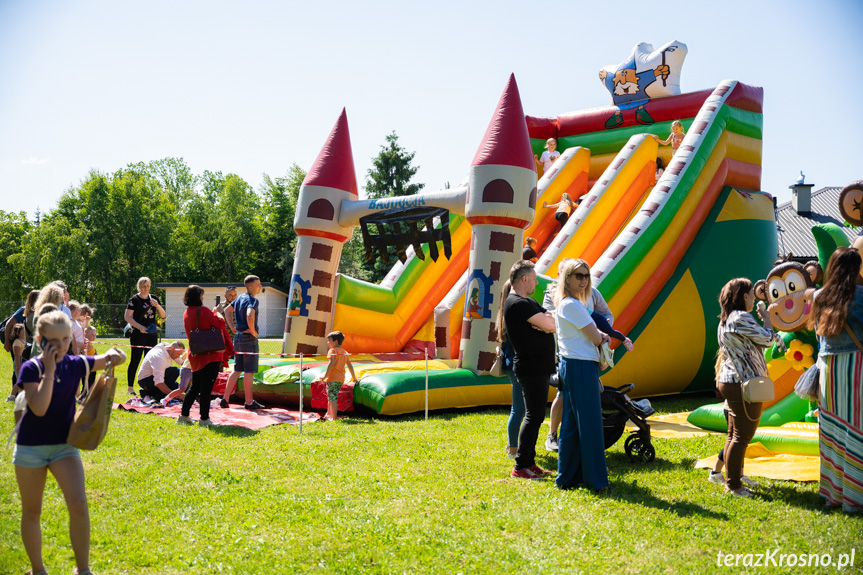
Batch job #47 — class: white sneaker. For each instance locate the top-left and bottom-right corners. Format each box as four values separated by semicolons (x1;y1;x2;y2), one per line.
198;418;214;427
505;448;517;460
545;432;559;452
177;415;194;425
708;471;725;485
741;476;760;487
725;486;754;498
5;393;16;402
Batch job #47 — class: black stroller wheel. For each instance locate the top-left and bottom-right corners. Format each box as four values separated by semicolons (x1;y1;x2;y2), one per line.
624;434;655;463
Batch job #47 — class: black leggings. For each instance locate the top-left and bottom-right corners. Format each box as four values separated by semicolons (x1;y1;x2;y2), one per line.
128;332;158;389
555;211;569;230
182;361;221;420
515;373;551;471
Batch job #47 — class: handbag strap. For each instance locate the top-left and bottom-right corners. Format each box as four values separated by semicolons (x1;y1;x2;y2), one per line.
81;356;91;396
196;306;201;331
725;348;762;423
844;322;863;354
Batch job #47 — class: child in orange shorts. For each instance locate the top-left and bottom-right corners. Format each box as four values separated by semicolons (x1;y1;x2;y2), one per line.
314;331;357;421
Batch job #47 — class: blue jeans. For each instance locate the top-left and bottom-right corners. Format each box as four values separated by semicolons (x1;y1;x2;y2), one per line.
555;357;608;490
506;369;525;448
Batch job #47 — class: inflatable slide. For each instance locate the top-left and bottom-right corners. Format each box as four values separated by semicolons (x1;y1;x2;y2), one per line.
255;42;780;415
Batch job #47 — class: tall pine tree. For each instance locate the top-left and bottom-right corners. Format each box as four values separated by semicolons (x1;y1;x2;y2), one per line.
364;131;424;199
357;131;425;283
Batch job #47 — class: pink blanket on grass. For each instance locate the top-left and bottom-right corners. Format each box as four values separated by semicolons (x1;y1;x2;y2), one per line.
115;401;320;429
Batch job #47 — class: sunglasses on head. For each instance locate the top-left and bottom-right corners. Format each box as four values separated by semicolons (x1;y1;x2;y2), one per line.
573;272;590;280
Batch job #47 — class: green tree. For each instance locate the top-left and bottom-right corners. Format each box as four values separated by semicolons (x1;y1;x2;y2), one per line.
37;169;178;325
0;211;34;302
364;131;424;199
256;163;305;286
361;131;425;283
175;170;261;282
127;157;198;207
338;228;374;283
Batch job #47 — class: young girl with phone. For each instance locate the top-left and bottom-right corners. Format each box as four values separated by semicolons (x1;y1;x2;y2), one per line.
13;310;127;575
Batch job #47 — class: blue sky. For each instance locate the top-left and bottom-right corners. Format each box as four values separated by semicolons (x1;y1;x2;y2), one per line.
1;0;861;217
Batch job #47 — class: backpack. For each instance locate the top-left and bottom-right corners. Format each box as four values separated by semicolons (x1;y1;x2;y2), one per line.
0;315;10;346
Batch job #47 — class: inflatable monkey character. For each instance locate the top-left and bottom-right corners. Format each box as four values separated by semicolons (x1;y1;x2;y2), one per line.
838;180;863;280
838;180;863;227
754;254;822;333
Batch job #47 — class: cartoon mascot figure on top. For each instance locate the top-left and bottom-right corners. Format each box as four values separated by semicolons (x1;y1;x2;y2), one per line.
599;40;688;129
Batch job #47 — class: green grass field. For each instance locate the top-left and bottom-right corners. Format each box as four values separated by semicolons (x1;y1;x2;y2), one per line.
0;339;859;574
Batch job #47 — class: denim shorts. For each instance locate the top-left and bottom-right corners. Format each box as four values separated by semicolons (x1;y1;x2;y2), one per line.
233;333;259;373
13;443;80;468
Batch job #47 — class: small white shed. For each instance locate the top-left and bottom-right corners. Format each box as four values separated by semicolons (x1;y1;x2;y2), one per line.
156;282;290;339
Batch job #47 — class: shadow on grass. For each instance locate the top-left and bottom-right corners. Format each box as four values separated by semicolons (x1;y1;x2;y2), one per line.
603;478;729;519
207;425;260;438
756;483;834;512
339;417;377;425
604;452;699;474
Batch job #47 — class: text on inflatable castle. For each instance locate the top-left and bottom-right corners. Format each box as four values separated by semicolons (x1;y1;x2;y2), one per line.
368;197;427;210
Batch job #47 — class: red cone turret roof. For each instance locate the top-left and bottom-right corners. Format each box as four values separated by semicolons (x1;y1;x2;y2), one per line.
471;74;535;171
303;108;358;195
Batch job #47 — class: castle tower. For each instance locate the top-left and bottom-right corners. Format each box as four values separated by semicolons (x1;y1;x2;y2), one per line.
283;109;357;356
460;74;537;372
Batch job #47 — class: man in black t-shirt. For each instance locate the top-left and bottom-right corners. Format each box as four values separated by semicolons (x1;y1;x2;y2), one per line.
503;260;557;480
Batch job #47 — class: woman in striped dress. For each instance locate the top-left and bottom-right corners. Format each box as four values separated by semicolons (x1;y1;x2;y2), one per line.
809;247;863;513
715;277;776;497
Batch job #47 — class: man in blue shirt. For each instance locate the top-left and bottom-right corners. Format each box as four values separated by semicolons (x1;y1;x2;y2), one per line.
220;275;265;410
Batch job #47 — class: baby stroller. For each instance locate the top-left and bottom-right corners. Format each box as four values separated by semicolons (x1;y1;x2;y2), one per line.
601;383;656;463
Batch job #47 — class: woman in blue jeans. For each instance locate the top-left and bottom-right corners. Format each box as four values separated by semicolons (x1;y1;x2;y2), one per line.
553;259;610;491
495;280;525;458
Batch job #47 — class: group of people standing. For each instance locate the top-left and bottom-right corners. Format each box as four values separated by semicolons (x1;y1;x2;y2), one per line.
715;247;863;511
8;274;273;574
497;243;863;513
497;258;617;490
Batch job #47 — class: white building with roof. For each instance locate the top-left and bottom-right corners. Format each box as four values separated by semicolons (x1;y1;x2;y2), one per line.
155;282;290;339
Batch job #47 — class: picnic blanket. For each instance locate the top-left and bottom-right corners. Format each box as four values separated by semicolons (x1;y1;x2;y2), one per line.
115;400;320;430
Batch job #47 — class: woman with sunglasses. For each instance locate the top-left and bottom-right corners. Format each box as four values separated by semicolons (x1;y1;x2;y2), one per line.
553;259;611;491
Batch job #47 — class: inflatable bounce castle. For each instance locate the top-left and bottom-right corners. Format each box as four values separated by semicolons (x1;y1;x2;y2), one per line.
246;41;779;415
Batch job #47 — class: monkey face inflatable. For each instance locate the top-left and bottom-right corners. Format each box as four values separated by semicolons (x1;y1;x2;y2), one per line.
754;255;822;332
838;180;863;227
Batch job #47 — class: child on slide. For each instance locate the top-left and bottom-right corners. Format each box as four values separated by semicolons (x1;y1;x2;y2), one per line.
313;331;357;421
522;237;538;263
542;193;575;231
654;120;685;155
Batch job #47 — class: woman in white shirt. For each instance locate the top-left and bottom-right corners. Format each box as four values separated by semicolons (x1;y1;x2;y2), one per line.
553;259;611;491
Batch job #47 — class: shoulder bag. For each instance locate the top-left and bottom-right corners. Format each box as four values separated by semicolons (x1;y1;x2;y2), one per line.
728;352;774;422
489;346;505;377
67;357;117;450
188;307;226;356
